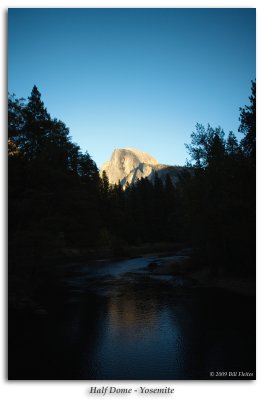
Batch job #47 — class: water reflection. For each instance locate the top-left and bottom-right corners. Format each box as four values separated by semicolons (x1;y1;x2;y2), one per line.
80;283;184;380
9;255;256;380
107;294;159;333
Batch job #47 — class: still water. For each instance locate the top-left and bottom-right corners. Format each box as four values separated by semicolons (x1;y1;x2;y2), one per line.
9;255;255;380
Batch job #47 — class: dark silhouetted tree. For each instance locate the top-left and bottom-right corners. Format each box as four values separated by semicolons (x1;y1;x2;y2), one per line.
239;80;256;159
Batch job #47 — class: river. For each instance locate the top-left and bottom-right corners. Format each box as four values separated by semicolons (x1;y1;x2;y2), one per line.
8;253;256;380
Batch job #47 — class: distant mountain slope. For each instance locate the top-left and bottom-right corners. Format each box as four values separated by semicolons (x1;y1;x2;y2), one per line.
100;148;186;187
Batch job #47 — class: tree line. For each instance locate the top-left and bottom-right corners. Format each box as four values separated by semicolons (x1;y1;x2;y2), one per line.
183;81;255;275
8;81;256;301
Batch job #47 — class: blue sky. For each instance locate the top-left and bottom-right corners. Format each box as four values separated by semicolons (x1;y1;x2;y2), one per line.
8;8;256;168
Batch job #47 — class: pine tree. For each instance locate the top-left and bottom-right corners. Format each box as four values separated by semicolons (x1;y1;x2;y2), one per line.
23;85;51;159
101;170;110;196
239;80;256;159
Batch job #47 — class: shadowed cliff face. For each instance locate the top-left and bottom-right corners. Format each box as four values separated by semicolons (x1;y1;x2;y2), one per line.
100;148;185;186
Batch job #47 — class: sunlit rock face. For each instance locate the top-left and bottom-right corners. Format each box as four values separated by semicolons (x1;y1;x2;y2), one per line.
100;148;185;187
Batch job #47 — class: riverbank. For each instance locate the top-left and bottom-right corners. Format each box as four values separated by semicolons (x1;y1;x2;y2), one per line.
146;257;255;297
61;241;189;262
8;242;255;315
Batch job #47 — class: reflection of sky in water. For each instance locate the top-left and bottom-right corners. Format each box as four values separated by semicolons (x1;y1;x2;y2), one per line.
8;253;255;379
63;254;188;379
96;291;183;379
59;255;255;380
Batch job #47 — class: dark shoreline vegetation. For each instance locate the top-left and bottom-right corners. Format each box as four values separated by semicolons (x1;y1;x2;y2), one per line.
8;82;256;379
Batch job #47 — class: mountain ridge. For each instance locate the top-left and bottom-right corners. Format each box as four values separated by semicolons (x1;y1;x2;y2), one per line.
100;148;186;187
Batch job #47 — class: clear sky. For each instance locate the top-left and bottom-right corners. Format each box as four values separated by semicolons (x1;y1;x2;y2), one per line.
8;8;256;168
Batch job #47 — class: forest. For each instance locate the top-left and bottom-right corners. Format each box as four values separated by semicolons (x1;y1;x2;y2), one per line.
8;82;256;308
